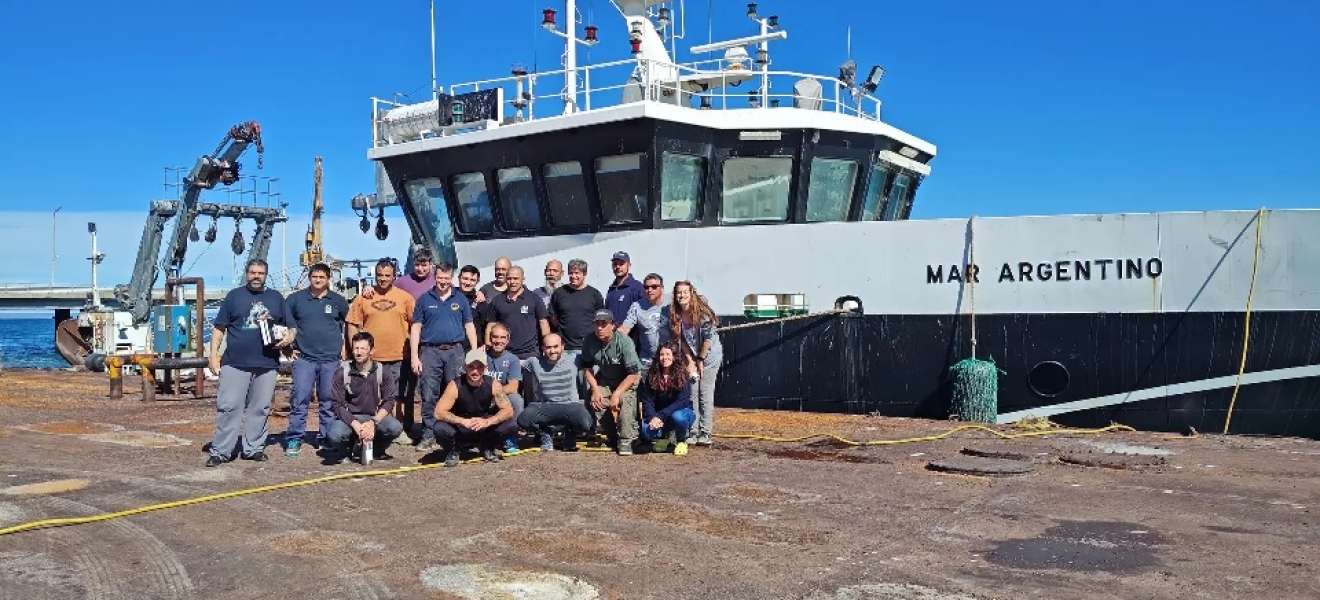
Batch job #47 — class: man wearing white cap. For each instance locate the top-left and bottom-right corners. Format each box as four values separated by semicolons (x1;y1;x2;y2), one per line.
431;348;518;467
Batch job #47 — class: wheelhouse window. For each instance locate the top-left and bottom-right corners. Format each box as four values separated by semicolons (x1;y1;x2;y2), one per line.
449;172;495;233
402;178;456;249
883;173;911;220
805;158;858;222
496;167;540;230
721;156;792;223
543;161;592;227
595;153;647;224
860;165;891;221
660;153;703;222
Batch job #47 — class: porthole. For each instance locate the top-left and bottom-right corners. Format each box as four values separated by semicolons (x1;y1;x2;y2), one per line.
1028;361;1070;398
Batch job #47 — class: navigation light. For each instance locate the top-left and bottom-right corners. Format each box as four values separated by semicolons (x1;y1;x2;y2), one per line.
542;8;556;30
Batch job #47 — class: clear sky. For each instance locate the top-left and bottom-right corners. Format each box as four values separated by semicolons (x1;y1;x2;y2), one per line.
0;0;1315;288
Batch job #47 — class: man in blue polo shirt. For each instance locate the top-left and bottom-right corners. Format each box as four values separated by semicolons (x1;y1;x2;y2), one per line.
409;261;478;453
606;251;645;324
283;262;350;457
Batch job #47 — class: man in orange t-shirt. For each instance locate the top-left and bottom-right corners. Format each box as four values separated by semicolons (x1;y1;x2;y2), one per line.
347;259;417;441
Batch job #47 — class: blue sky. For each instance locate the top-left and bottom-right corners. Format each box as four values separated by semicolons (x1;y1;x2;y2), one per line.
0;0;1316;288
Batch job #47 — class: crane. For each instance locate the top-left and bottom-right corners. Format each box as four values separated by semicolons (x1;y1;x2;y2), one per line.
114;121;274;323
300;156;325;267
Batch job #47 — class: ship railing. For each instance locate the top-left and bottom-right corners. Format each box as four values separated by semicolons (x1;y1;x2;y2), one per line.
371;57;884;148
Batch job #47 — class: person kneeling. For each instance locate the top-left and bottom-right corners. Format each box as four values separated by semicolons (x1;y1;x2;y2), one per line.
327;332;404;462
433;349;519;467
517;334;594;452
639;342;697;456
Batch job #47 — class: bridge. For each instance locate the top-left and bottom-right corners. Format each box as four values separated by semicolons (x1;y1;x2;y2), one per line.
0;284;228;310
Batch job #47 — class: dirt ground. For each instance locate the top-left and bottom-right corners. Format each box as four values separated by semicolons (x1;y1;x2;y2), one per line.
0;369;1317;599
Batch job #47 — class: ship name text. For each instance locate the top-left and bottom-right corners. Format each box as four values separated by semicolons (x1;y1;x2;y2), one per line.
926;258;1164;284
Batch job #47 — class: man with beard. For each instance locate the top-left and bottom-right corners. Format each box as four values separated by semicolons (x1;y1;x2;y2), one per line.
475;257;511;303
458;264;486;347
549;258;605;362
206;259;296;467
605;251;645;325
433;349;518;467
357;249;434;441
532;259;563;313
410;262;479;453
283;262;350;456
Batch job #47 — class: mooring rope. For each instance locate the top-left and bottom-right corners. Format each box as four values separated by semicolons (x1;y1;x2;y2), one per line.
715;308;852;333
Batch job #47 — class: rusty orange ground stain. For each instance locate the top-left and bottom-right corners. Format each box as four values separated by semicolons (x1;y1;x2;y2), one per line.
721;484;798;502
615;501;808;544
2;479;90;496
26;421;116;435
502;529;626;564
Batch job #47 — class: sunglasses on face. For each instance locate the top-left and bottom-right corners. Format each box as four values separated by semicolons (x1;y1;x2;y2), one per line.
644;284;661;289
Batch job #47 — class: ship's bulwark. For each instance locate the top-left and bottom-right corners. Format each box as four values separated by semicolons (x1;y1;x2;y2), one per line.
717;310;1320;439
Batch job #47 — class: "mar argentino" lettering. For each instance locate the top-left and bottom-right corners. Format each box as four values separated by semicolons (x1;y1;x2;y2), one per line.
926;258;1164;284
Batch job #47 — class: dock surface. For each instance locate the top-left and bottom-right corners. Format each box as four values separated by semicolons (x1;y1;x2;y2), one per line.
0;370;1316;599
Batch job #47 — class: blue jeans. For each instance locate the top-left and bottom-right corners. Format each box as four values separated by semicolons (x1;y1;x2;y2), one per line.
419;344;465;441
640;407;696;443
288;357;339;442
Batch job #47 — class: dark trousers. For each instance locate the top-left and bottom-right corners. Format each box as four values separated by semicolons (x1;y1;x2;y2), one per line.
433;419;519;453
396;355;418;437
419;344;465;441
517;402;594;435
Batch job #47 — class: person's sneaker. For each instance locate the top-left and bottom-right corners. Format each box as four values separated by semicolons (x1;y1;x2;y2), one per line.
205;455;225;468
561;431;578;452
617;444;634;456
443;450;461;467
284;439;302;457
503;438;521;455
539;433;554;452
416;437;438;453
482;447;502;463
673;442;689;456
243;451;269;462
695;436;713;446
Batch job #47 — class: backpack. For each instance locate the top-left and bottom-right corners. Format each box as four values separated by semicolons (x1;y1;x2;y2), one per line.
342;361;385;404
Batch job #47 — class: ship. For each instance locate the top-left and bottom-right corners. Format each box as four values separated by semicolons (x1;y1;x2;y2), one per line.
360;0;1320;438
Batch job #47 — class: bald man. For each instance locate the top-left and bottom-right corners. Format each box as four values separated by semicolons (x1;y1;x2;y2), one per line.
518;334;593;452
532;259;563;312
476;257;511;304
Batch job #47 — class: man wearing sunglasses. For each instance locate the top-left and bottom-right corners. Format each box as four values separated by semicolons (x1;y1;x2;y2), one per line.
618;273;667;369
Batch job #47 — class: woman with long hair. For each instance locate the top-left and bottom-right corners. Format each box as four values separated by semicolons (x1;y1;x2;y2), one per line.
666;280;722;445
638;342;696;455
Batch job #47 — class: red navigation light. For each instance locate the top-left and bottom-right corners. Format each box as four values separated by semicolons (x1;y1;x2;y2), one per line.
584;25;599;44
542;8;557;30
630;39;642;54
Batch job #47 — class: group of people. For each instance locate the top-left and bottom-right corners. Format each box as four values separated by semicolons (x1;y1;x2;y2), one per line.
203;249;723;468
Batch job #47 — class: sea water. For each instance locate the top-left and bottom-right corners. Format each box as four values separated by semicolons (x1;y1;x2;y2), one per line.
0;318;67;369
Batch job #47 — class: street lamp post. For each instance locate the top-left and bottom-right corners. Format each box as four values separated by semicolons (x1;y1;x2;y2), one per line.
51;206;62;289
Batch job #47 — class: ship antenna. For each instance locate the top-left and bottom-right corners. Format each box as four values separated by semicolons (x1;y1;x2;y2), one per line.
847;25;851;60
430;0;438;100
706;0;713;46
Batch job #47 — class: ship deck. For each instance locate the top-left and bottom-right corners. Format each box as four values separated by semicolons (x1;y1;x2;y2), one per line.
1;370;1317;599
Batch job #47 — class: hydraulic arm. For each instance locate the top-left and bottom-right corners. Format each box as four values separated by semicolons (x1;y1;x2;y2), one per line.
117;121;265;323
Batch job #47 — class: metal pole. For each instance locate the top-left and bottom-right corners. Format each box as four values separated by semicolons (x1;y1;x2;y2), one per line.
51;206;61;288
430;0;438;101
90;224;101;308
564;0;577;115
759;18;769;109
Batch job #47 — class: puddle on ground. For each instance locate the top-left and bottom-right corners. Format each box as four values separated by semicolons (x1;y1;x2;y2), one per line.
986;520;1164;573
1079;441;1173;456
817;582;981;600
267;530;384;557
1;479;90;496
22;421;117;435
80;431;191;448
501;529;626;564
420;563;599;600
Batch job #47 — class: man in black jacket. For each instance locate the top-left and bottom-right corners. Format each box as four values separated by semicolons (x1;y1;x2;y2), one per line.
325;332;404;462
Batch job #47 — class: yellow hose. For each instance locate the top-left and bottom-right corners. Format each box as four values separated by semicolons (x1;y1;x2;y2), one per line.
0;421;1132;537
1222;207;1266;434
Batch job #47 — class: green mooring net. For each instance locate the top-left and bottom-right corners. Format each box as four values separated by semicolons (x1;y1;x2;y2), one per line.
949;356;1005;423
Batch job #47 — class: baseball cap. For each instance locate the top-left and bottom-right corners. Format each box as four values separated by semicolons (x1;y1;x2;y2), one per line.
464;349;488;366
592;309;615;323
611;251;630;263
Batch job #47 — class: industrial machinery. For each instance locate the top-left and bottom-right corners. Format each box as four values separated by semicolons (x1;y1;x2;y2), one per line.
56;121;287;375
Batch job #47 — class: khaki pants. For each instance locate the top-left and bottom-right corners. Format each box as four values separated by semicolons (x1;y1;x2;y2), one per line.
590;383;639;447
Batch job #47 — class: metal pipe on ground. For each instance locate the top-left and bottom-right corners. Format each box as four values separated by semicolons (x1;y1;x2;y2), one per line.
85;353;211;400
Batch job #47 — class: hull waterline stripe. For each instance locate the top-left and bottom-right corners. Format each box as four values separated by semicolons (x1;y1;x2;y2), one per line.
997;363;1320;424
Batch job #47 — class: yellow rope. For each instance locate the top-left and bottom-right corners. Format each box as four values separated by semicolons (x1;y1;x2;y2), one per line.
1222;207;1266;434
0;422;1133;537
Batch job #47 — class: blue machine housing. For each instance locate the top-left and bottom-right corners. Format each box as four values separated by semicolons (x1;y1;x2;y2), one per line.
152;305;194;354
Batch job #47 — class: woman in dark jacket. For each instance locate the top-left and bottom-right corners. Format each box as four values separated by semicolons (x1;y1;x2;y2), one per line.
638;341;697;456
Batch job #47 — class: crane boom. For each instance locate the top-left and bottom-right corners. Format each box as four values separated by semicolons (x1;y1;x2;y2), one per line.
301;156;325;267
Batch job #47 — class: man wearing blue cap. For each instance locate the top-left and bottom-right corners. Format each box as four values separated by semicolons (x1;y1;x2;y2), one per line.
606;251;645;325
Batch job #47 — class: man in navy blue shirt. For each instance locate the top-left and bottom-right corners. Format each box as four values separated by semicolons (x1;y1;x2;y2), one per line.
409;262;478;453
606;251;645;324
206;259;295;467
283;262;350;457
